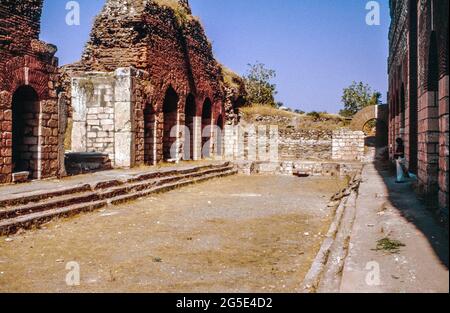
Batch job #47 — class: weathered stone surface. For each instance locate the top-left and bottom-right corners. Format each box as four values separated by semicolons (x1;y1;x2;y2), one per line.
0;1;60;184
389;0;449;220
61;0;246;168
332;129;365;162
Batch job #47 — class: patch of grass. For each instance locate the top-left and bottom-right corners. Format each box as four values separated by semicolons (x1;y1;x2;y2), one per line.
221;65;243;91
153;0;195;26
240;104;299;119
374;237;406;254
241;105;348;131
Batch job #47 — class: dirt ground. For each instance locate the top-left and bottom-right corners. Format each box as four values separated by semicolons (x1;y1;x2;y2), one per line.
0;175;346;293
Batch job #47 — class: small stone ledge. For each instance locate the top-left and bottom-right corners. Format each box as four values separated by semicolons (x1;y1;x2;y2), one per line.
234;160;363;177
300;173;363;293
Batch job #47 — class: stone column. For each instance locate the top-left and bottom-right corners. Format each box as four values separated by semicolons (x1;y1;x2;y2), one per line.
269;125;279;162
192;116;202;160
71;79;88;152
114;68;135;168
223;124;235;160
246;125;257;161
236;125;245;161
257;125;268;161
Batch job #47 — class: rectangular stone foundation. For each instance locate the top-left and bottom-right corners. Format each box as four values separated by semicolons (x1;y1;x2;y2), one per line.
332;129;365;161
235;160;363;178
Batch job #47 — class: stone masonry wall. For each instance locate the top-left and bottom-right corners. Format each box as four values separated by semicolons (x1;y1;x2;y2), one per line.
62;0;245;167
71;68;140;168
240;115;334;162
0;0;60;184
389;0;448;219
332;129;365;162
438;75;449;217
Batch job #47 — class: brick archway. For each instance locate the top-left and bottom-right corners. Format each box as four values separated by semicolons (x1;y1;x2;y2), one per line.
12;85;40;179
349;105;388;131
201;98;213;158
350;105;389;148
162;86;179;161
184;94;196;161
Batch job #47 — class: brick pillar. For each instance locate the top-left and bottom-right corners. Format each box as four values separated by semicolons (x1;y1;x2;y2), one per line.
144;110;157;165
0;91;12;184
438;75;449;217
175;110;184;162
417;90;439;197
155;112;164;163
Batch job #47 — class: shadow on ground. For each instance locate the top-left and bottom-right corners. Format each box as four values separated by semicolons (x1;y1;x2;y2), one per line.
373;157;449;269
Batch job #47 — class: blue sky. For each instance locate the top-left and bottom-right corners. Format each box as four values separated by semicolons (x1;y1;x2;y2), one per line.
40;0;390;113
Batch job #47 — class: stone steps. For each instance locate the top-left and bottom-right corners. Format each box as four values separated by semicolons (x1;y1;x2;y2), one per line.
0;162;237;236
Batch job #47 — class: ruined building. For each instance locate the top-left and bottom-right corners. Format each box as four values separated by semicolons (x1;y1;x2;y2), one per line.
0;0;61;184
62;0;245;169
388;0;449;219
0;0;245;184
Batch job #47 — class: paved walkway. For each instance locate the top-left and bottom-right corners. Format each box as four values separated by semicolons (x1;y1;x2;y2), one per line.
0;161;217;201
340;162;449;293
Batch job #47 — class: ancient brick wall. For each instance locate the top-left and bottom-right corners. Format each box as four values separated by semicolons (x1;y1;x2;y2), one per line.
388;0;414;168
76;0;228;123
238;114;336;162
0;0;60;184
435;0;449;219
388;0;448;219
64;0;245;166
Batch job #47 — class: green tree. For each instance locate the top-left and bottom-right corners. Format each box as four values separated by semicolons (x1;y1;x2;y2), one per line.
244;62;277;107
339;81;382;117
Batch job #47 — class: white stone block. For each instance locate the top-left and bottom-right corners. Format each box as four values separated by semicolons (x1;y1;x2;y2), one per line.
114;132;135;168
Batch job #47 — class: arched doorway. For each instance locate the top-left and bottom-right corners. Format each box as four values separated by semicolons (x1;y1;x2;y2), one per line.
184;94;196;161
201;98;212;158
144;103;156;165
12;86;40;179
162;87;179;161
363;118;388;148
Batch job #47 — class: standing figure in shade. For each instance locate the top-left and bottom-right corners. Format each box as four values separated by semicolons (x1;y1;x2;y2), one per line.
394;138;408;183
